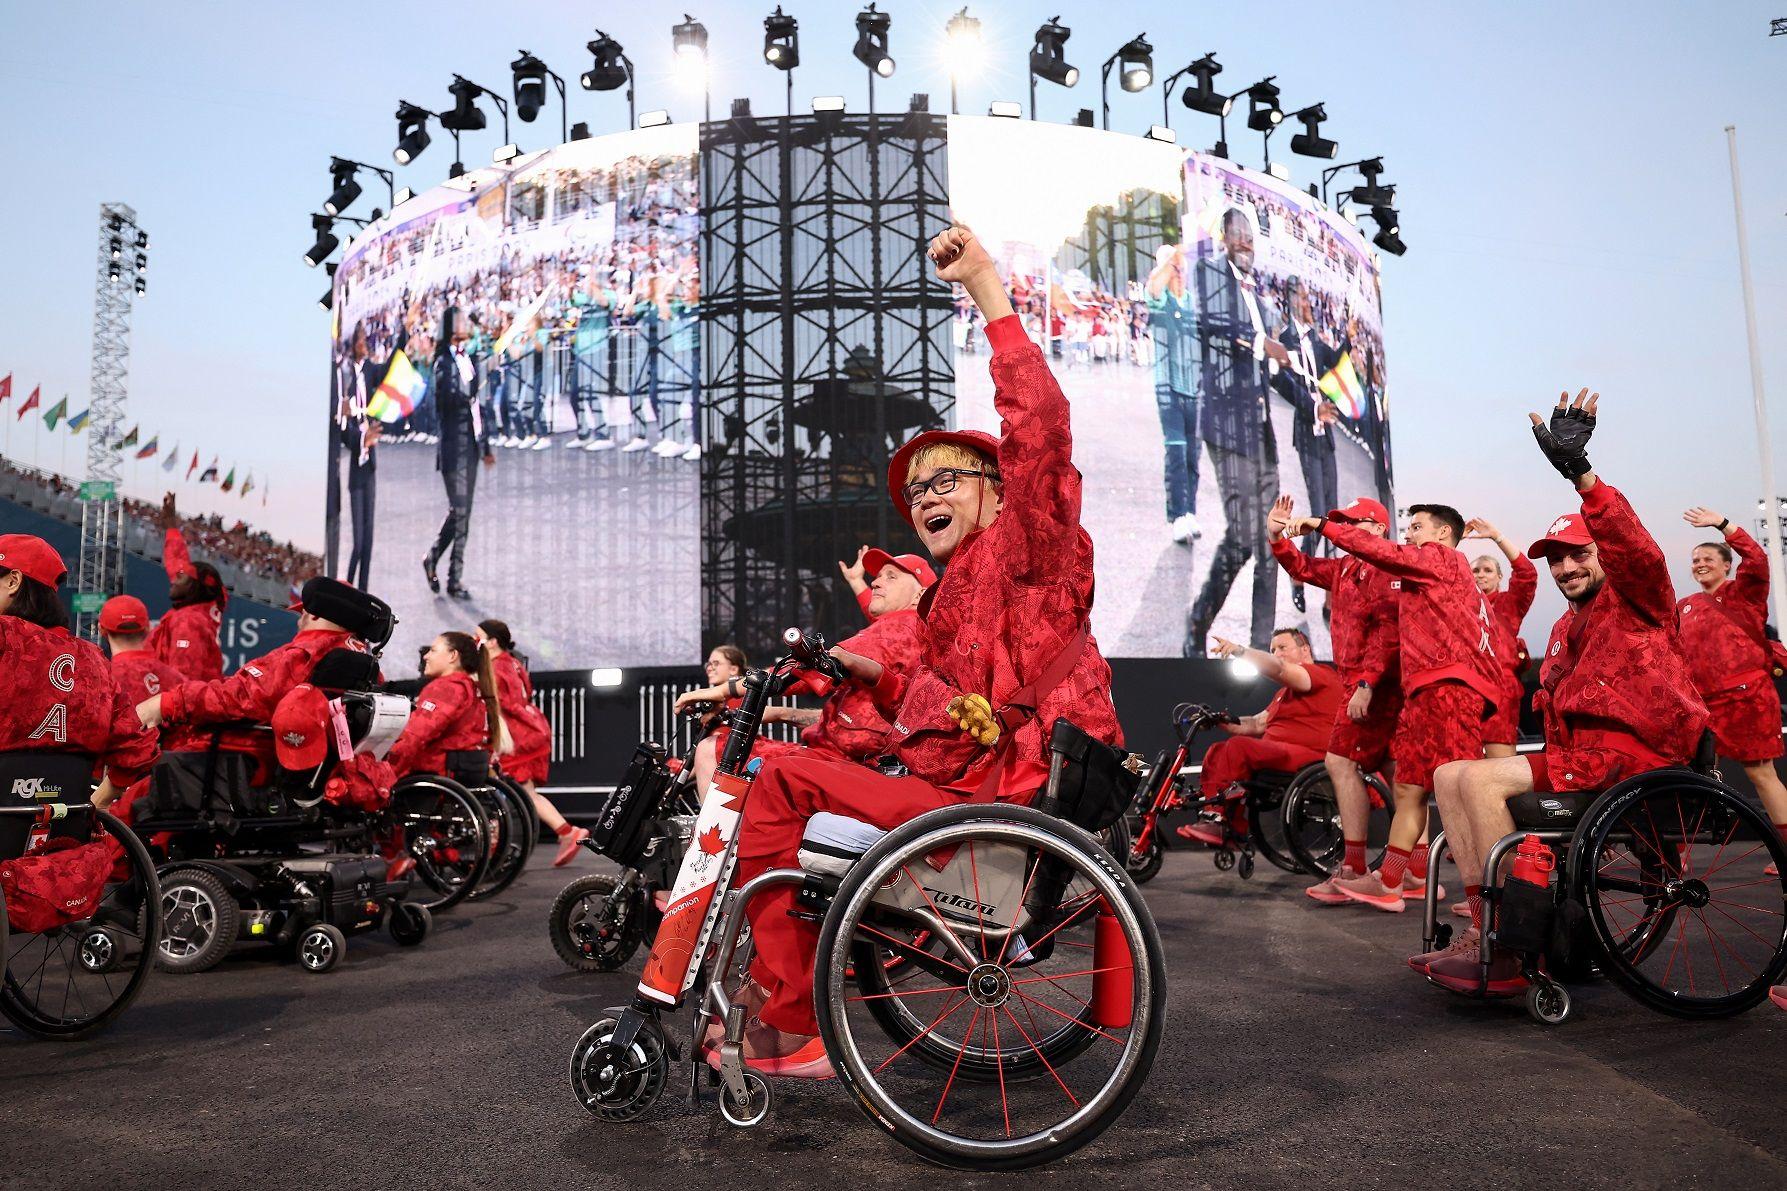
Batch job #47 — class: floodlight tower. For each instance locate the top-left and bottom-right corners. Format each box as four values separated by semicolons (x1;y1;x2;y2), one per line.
75;202;147;640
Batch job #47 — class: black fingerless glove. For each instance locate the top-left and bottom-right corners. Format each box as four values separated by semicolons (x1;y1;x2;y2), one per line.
1532;404;1595;479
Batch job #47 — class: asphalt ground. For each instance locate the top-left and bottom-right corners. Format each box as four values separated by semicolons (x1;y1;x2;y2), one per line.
8;847;1787;1191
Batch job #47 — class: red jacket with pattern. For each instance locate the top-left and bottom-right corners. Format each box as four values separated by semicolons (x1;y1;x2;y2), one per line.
1676;526;1773;697
1271;539;1401;690
387;671;489;777
490;652;551;765
791;608;924;762
882;315;1122;799
1321;523;1503;710
110;649;187;703
1535;481;1708;762
1487;554;1539;699
147;528;226;682
160;629;364;729
0;616;159;787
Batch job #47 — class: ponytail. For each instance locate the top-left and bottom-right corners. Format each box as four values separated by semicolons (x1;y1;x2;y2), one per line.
441;630;512;754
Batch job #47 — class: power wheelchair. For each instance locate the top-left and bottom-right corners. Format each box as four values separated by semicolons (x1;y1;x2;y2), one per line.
1419;733;1787;1024
568;630;1166;1170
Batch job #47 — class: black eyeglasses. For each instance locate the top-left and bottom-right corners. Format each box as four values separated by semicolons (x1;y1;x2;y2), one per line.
902;467;999;507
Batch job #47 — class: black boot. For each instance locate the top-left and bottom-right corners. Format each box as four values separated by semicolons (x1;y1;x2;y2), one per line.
1182;608;1213;659
422;554;440;594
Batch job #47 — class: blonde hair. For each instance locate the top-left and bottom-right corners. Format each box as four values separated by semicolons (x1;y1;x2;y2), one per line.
906;441;996;484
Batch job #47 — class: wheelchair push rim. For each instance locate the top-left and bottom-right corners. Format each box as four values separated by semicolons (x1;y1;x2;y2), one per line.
387;776;491;912
816;806;1164;1171
1;810;164;1040
1579;777;1787;1019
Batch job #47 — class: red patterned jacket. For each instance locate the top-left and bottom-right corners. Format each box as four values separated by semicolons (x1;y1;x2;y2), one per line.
1676;526;1773;697
1536;481;1708;762
0;617;158;787
1488;555;1539;701
160;629;364;730
110;649;187;702
1321;523;1503;710
883;315;1122;799
147;528;226;682
490;652;551;766
387;671;489;777
791;608;924;762
1271;540;1401;691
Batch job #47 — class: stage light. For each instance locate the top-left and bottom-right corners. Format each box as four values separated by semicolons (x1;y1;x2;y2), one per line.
394;185;414;206
441;76;488;132
812;95;845;112
1147;124;1176;143
134;252;147;269
493;143;521;164
589;667;624;688
853;4;895;78
136;277;147;296
1245;78;1282;131
988;100;1021;118
570;122;591;141
393;101;432;164
1370;205;1405;255
318;263;336;312
110;237;122;258
1289;103;1338;159
640;109;671;127
137;231;149;249
323;158;362;216
1029;17;1078;88
581;32;630;91
945;8;983;74
1228;655;1260;680
1346;158;1395;207
673;13;709;85
303;215;337;268
1116;34;1152;91
449;161;466;179
511;50;548;122
764;6;799;69
1179;53;1231;117
108;265;120;283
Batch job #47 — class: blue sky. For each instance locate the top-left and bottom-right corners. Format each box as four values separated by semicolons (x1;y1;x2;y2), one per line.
4;2;1786;628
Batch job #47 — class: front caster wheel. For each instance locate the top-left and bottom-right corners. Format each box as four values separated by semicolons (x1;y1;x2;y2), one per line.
1237;852;1255;880
719;1069;772;1128
1213;848;1236;872
296;923;345;973
389;902;431;946
1527;979;1571;1026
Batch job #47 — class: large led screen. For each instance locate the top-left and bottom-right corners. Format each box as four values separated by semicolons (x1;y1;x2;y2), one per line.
327;126;700;670
946;117;1392;658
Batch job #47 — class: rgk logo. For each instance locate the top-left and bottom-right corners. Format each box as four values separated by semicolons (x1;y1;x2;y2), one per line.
11;777;48;799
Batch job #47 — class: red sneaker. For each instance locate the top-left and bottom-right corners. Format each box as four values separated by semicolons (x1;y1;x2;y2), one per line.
1407;927;1479;975
1305;864;1364;905
1402;871;1444;901
1771;984;1787;1012
1333;869;1406;913
553;826;591;868
1767;862;1779;878
1175;818;1227;848
386;856;417;882
1426;945;1529;997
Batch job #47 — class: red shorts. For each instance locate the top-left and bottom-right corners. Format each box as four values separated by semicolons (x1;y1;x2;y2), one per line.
1392;683;1487;790
1326;682;1403;773
1483;678;1523;747
1524;744;1666;794
1705;682;1785;763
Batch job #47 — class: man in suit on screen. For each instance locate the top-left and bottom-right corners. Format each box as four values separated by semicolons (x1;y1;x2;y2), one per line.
1185;206;1292;656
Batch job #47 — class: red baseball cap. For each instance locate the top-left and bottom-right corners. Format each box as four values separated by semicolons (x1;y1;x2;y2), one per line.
1327;497;1390;526
99;595;151;634
1527;512;1594;559
272;684;332;770
886;429;1001;527
0;534;67;589
861;548;938;589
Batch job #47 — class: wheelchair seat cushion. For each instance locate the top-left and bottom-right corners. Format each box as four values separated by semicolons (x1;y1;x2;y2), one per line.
798;812;890;878
1508;787;1596;829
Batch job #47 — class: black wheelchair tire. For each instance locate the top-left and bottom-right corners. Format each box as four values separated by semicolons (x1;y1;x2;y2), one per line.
154;865;240;975
388;776;491;913
550;874;647;972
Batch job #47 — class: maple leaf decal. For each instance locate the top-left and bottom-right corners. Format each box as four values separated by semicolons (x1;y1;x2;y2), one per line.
698;825;725;856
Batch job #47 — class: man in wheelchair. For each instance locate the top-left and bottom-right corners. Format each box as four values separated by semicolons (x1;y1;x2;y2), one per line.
1177;628;1342;847
716;226;1123;1078
1417;391;1710;994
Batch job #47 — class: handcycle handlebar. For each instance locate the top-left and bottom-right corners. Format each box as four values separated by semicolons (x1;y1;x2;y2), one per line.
1171;702;1237;741
780;626;848;688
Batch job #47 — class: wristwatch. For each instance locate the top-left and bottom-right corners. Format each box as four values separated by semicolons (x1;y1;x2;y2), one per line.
1356;679;1372;691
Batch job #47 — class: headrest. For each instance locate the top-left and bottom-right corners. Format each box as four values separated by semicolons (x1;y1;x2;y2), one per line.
291;577;396;650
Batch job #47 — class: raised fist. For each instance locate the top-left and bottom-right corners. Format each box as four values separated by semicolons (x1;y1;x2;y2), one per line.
928;225;995;286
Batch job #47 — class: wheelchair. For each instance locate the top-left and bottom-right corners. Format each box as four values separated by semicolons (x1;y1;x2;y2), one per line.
568;630;1165;1170
1124;703;1311;882
1419;734;1787;1024
436;749;534;903
1;750;164;1038
1277;759;1394;877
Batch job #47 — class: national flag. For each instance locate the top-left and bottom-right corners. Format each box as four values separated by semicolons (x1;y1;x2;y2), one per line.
135;435;160;460
116;425;140;450
241;472;254;498
199;457;219;483
0;374;11;402
1317;350;1366;421
41;396;68;431
365;349;426;423
221;466;236;493
163;442;181;472
186;450;200;479
66;407;90;433
16;385;40;420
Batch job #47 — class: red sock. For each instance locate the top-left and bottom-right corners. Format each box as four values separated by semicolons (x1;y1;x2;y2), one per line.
1379;845;1412;888
1344;839;1367;874
555;821;577;838
1410;841;1430;879
1466;884;1484;933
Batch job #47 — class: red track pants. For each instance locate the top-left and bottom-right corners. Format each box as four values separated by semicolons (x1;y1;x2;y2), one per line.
1199;736;1323;800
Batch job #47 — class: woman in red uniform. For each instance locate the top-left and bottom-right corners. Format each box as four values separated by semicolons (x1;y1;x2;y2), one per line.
0;535;157;807
474;618;590;866
386;631;507;778
687;645;749;794
1465;517;1538;759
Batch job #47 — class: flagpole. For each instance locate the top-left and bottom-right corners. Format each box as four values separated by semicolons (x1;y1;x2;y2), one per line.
1725;124;1787;634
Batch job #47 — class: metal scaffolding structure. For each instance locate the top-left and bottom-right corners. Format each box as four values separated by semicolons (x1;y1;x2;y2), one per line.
699;107;953;652
73;202;147;640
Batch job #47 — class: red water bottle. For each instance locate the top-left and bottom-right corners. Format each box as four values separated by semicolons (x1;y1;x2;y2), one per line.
1509;834;1555;888
1090;901;1134;1029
